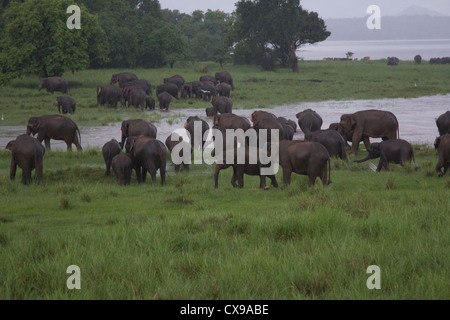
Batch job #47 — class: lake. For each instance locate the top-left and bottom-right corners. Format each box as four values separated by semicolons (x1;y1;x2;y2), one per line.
298;39;450;61
1;94;448;151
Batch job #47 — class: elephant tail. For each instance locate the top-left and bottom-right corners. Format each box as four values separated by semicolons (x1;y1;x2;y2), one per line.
75;125;82;151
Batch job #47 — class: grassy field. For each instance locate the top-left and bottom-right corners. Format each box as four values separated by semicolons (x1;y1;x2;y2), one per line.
0;61;449;300
0;146;448;300
0;60;449;126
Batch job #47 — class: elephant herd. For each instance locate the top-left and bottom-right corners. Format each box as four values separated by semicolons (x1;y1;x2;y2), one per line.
4;74;450;186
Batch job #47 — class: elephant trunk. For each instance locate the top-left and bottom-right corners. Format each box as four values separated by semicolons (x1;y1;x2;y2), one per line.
353;154;372;163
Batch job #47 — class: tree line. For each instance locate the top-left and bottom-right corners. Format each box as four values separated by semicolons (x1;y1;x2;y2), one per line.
0;0;330;84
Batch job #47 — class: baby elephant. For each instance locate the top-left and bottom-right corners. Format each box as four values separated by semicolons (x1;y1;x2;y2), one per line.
102;139;121;176
354;139;416;171
56;96;76;114
111;153;133;185
434;134;450;177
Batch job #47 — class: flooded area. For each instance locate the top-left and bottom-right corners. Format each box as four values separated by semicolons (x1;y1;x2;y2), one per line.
1;94;448;150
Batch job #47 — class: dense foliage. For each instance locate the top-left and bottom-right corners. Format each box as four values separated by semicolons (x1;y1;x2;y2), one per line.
0;0;330;84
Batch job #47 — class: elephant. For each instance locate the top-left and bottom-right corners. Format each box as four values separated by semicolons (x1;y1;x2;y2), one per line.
146;96;156;110
180;83;193;99
158;92;172;111
111;153;133;185
199;75;217;85
164;75;185;89
434;134;450;177
277;117;296;140
97;85;123;108
126;88;146;111
278;140;331;187
110;72;138;88
156;83;179;99
305;129;348;161
123;79;152;95
250;110;277;124
213;113;251;131
436;111;450;136
6;134;45;185
185;116;210;150
210;96;232;114
26;115;82;151
414;55;422;65
216;83;231;97
215;71;234;90
328;122;354;149
296;109;323;134
387;57;399;66
354;139;416;171
214;143;278;189
56;96;76;114
339;109;399;156
165;133;191;173
129;135;167;185
39;77;69;94
252;116;284;147
121;119;157;149
102;139;121;176
199;81;217;101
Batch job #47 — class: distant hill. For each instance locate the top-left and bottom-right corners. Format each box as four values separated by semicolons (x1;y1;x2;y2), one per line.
395;6;446;17
326;14;450;41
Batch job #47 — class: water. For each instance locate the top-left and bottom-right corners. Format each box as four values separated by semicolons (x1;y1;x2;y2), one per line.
298;39;450;61
1;94;448;150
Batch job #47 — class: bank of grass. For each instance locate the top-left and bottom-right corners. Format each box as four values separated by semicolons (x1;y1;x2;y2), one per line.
0;147;448;299
0;60;449;126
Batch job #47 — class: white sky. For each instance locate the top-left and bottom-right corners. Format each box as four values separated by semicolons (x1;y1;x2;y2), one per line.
158;0;450;18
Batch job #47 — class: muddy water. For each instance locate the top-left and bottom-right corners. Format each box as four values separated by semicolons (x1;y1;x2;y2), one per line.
1;94;448;150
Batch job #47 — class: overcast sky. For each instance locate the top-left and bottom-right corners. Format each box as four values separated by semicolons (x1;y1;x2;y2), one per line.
158;0;450;18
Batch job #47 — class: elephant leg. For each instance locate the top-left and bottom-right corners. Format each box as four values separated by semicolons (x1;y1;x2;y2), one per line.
36;159;44;185
381;156;389;171
21;167;32;185
174;164;180;173
283;167;292;186
135;166;143;183
44;138;51;151
320;164;328;186
214;165;223;189
269;175;279;188
159;163;166;186
363;136;371;152
66;140;73;151
9;159;17;181
308;173;317;187
376;160;383;172
74;135;82;151
231;166;238;187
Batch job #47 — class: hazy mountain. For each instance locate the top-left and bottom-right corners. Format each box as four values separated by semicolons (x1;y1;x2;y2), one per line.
395;5;447;17
326;13;450;40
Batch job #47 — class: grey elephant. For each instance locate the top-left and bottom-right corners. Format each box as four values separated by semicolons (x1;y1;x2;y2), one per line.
434;134;450;177
26;115;82;151
354;139;416;171
6;134;45;185
216;83;231;97
164;75;185;90
215;71;234;90
296;109;323;134
102;139;122;176
339;109;399;155
305;129;348;161
112;153;133;185
120;119;157;149
156;83;179;99
436;111;450;136
129;136;167;185
56;96;76;114
97;85;123;108
39;77;69;94
158;92;172;111
110;72;138;88
165;133;191;173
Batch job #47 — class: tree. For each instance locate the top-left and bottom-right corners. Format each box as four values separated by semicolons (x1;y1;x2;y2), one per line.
0;0;109;84
230;0;330;72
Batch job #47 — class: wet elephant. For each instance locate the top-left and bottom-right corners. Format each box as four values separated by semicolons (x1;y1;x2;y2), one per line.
165;133;191;173
216;83;231;97
164;75;185;90
123;79;152;95
278;140;331;187
211;96;232;114
111;153;133;185
56;96;76;114
305;129;348;161
354;139;416;171
296;109;323;134
102;139;121;176
436;111;450;136
213;113;251;131
6;134;45;185
199;75;217;85
129;136;167;185
39;77;69;94
339;109;399;155
185;116;210;150
434;134;450;177
156;83;179;99
26;115;82;151
158;92;172;111
120;119;157;149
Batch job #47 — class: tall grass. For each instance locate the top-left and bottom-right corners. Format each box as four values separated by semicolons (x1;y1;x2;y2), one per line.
0;148;448;299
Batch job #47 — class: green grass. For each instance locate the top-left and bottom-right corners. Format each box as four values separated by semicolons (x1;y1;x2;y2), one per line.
0;147;448;299
0;60;449;126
